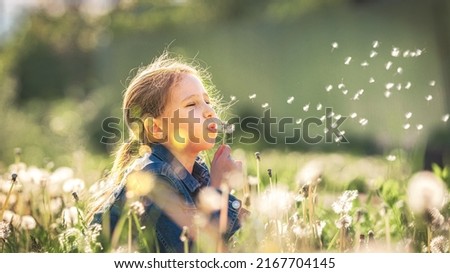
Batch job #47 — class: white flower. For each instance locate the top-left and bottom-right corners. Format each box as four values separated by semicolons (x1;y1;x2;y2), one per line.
62;207;79;227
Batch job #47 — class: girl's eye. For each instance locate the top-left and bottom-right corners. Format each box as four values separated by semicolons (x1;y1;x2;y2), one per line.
186;102;196;107
205;101;210;105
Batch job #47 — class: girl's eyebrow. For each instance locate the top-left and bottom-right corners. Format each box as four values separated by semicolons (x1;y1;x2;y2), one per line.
181;93;210;102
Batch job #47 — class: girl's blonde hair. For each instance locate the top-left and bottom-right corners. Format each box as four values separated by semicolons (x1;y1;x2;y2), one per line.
87;52;220;220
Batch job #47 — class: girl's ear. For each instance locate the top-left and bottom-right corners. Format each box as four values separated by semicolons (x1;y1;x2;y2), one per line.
144;117;166;143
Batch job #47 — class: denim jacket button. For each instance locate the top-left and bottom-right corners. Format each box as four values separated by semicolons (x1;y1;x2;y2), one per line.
231;200;241;209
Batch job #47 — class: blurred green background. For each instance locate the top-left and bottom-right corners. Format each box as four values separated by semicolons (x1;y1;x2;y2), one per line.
0;0;449;179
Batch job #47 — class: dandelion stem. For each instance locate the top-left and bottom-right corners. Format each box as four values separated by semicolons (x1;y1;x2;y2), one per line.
339;226;346;252
384;215;391;251
131;213;150;252
0;174;17;220
128;213;132;252
327;229;340;251
255;154;261;195
427;225;432;253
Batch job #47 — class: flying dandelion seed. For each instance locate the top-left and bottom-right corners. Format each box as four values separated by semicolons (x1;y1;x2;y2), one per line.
359;118;368;126
385;82;394;90
335;136;343;143
320;115;326;122
425;95;433;101
372;40;380;48
327;111;335;118
416;124;423;130
262;102;269;108
340;130;346;135
410;52;417;57
386;155;397;161
350;112;357;119
391;47;400;57
384;91;392;98
303;103;310;112
325;85;333;92
369;77;375;83
361;61;369;67
405;112;412;119
331;42;339;51
370;50;378;58
342;89;348;95
344;56;352;65
385;61;393;70
334;114;342;120
316;103;322;111
405;82;412;89
338;83;345;89
442;114;449;122
429;80;436;87
296;118;302;124
230;95;236;101
403;123;411;130
352;93;360;100
396;67;403;75
287;96;295;104
396;83;402;90
415;49;424;57
249;93;256;100
403;50;410;57
357;89;364;95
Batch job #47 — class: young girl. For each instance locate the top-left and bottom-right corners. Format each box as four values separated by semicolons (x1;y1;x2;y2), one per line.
88;52;246;252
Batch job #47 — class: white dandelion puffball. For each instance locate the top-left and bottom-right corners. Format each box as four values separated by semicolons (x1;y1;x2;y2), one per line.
407;171;447;214
296;160;323;186
20;215;37;230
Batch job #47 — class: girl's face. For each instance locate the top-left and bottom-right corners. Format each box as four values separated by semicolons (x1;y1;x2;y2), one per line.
157;73;218;153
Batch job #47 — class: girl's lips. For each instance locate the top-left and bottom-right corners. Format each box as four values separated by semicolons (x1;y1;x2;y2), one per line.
207;122;218;133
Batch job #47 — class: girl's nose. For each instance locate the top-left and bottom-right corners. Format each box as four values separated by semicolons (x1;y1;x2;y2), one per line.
203;103;216;119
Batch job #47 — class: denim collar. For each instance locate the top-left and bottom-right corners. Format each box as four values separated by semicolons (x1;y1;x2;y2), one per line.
149;143;210;193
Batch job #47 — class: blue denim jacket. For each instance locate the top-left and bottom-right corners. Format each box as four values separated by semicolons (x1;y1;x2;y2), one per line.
92;143;244;252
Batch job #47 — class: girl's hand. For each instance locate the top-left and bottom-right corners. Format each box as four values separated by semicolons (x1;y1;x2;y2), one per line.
210;145;243;188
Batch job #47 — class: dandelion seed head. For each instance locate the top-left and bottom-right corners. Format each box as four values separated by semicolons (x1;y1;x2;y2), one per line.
335;215;353;229
416;124;423;130
303;103;310;112
296;161;323;186
405;112;412;119
344;56;352;65
247;175;258;186
425;207;445;230
386;155;396;161
403;123;411;130
425;95;433;101
332;190;358;214
287;96;295;104
256;185;294;219
407;171;446;214
385;61;393;70
0;221;11;240
62;207;79;227
63;178;85;193
430;236;449;253
129;201;145;216
326;85;333;92
442;114;449;122
20;215;37;230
